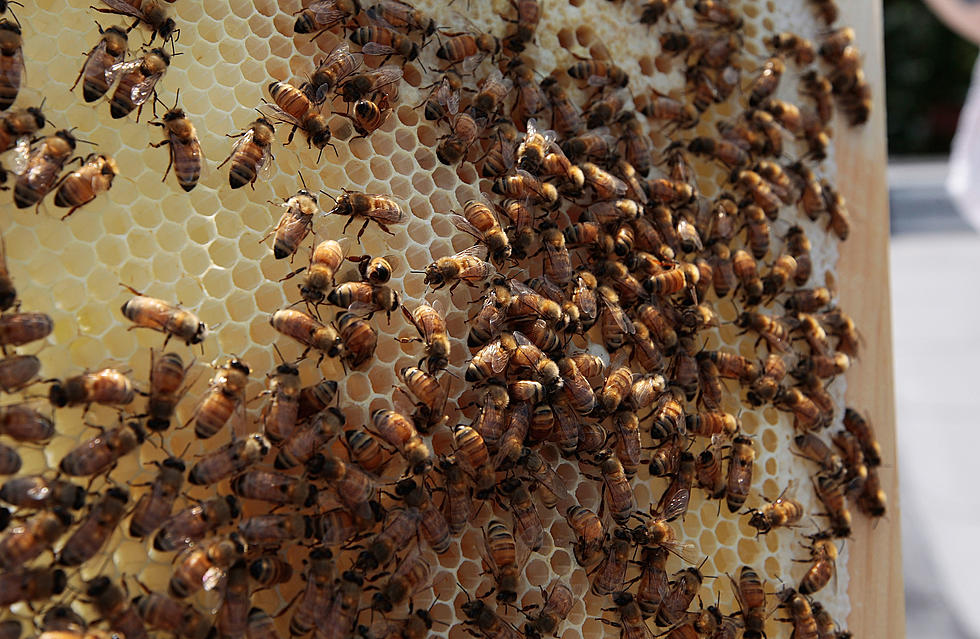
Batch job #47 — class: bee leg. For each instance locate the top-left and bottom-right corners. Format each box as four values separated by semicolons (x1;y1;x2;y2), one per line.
356;219;370;243
59;204;83;221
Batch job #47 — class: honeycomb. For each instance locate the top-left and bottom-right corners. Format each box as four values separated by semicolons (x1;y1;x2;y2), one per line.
0;0;889;637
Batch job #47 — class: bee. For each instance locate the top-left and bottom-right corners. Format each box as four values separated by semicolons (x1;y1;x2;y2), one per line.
105;47;170;120
481;120;520;178
515;117;554;174
188;433;268;485
557;357;595;415
636;91;698;129
219;117;275;189
564;504;604;566
289;547;335;636
215;560;249;639
746;57;785;107
372;408;432;473
402;302;450;372
0;311;52;348
482;518;520;602
129;457;185;538
327;189;406;240
95;0;175;42
0;21;22;111
232;469;314;507
635;303;677;354
813;472;851;538
841;407;882;468
401;479;451;553
312;453;378;523
688;135;748;168
149;101;204;192
293;0;361;39
153;495;240;552
309;40;363;99
655;566;704;628
0;108;37;180
0;441;18;474
799;534;837;596
501;0;540;52
134;591;212;639
120;289;209;345
0;475;84;510
372;548;431;612
686;411;739;439
796;431;846;481
49;368;135;408
857;465;887;518
507;56;547;125
540;76;584;136
822;181;851;241
270;309;342;358
191;357;251;439
71;23;130;103
801;70;834;126
594;449;636;525
239;513;314;547
499;477;543;551
736;310;791;353
340;93;393;139
730;249;763;306
468;67;512;122
461;598;522;639
440;456;472;535
747;353;788;407
452;198;512;264
293;240;344;306
295;380;340;423
648;390;683;443
0;508;72;570
262;187;319;261
780;589;819;639
517;447;569;509
357;505;421;570
568;57;628;88
735;172;780;220
731;566;767;639
592;528;632;596
437;107;483;165
336;311;377;369
39;605;88;634
85;577;148;639
775;386;826;429
343;425;392;475
724;435;755;513
657;451;695;520
579;161;627;201
13;129;77;211
398;366;446;431
696;436;727;499
59;487;128;566
524;580;573;639
141;351;188;433
265;81;334;157
562;129;615;163
350;24;419;61
494;400;530;470
437;30;500;68
748;485;804;534
0;567;66;607
471;382;510;448
424;244;494;291
168;536;241;598
785;287;832;315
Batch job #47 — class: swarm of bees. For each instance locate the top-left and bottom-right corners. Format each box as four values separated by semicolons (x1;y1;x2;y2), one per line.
0;0;889;638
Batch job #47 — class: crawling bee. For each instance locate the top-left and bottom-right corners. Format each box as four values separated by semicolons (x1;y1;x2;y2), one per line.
401;301;449;372
49;368;135;408
265;81;334;158
437;30;500;69
293;0;361;40
191;357;250;439
149;98;204;191
338;93;393;139
264;187;318;260
424;245;494;291
59;421;144;477
13;129;77;211
0;22;22;111
72;24;128;102
121;287;209;345
453;198;512;264
95;0;176;43
220;118;275;189
106;47;170;120
326;189;406;241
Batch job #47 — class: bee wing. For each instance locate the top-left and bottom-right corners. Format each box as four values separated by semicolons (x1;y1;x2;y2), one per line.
601;297;635;334
509;280;535;296
514;168;552;200
370;65;404;100
661;487;690;522
258;147;275;181
360;42;397;57
100;0;145;18
587;74;612;87
3;47;22;87
573;278;598;318
308;0;346;23
462;54;486;75
130;72;164;106
104;58;141;87
452;244;488;261
10;137;30;176
485;340;510;373
258;102;304;128
450;214;484;241
229;127;256;157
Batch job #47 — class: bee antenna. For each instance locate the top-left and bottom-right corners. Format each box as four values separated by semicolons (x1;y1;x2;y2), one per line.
298;171;309;192
318;189;338;204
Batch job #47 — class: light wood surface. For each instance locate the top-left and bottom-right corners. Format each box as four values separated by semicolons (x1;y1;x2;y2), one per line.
834;2;906;637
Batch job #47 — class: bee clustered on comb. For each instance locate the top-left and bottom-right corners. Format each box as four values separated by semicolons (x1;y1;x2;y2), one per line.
0;0;886;638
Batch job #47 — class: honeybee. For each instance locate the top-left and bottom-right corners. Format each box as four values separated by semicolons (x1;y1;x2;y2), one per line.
437;30;500;69
531;223;572;284
49;368;134;408
188;433;268;485
481;120;519;178
780;589;819;639
0;441;18;474
813;471;851;538
129;456;184;538
747;353;788;406
468;67;512;122
568;57;628;88
732;249;763;306
336;311;377;369
798;534;838;596
271;309;342;357
515;117;553;174
561;129;615;163
121;288;209;345
424;244;494;291
85;577;149;639
58;487;128;566
372;407;432;473
593;450;636;525
657;451;695;520
748;485;804;534
263;188;318;261
357;504;421;570
636;91;698;130
785;287;832;315
309;40;363;99
523;579;572;639
327;189;406;240
725;435;755;513
0;310;52;347
592;528;632;596
0;108;38;172
563;504;604;567
499;477;543;551
239;513;314;547
579;161;627;201
38;605;88;634
293;0;361;40
483;518;520;602
265;81;334;157
0;567;66;607
70;24;129;103
372;548;431;612
0;474;84;510
13;129;77;211
168;536;241;598
0;21;22;111
451;198;511;264
134;591;212;639
654;566;704;628
106;47;170;120
275;409;342;470
688;135;748;168
461;597;522;639
402;301;450;372
191;357;250;439
296;379;340;422
215;560;249;639
686;411;739;439
288;546;335;635
493;169;559;208
822;181;851;241
343;426;391;476
736;311;791;353
293;240;344;306
731;566;767;639
0;508;72;570
220;117;275;189
857;465;887;518
153;495;240;552
351;23;419;61
696;436;726;499
398;365;446;431
340;93;393;139
437;107;483;165
439;456;472;535
149;100;204;191
96;0;175;41
232;469;314;507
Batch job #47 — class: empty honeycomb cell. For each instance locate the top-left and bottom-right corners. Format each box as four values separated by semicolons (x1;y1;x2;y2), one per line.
765;456;777;475
370;157;393;182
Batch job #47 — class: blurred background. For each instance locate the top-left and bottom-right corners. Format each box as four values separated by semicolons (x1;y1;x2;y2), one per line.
884;1;979;638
